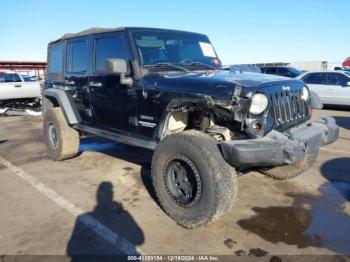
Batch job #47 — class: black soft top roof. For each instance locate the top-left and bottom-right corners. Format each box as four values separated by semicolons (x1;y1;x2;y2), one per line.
49;27;206;45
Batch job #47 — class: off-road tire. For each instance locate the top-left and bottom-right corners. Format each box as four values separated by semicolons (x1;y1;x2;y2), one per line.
43;107;80;161
262;150;319;180
151;130;238;229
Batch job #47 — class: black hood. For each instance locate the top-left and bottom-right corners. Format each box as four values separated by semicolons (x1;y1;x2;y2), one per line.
143;70;305;98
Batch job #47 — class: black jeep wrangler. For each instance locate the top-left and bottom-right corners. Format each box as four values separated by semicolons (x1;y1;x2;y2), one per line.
43;27;339;228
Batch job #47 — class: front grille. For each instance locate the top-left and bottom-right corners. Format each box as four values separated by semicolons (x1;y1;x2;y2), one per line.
270;89;307;129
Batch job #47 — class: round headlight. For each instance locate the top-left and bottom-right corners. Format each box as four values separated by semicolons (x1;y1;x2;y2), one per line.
249;93;268;114
301;86;309;101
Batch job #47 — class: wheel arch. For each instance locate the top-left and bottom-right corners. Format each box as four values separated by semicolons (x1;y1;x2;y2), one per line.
42;89;81;125
155;97;215;141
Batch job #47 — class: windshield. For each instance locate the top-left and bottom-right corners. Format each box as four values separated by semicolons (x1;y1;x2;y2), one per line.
132;31;220;68
22;76;36;82
344;71;350;77
286;67;302;76
228;65;261;73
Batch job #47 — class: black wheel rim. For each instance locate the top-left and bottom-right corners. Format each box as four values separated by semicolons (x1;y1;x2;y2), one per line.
164;154;201;208
48;123;58;149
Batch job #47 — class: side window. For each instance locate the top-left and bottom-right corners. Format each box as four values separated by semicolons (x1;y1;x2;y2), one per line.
334;74;349;86
327;74;338;85
326;73;348;86
94;36;126;72
277;68;287;74
48;44;64;74
303;73;326;85
266;68;276;74
0;74;21;83
67;40;88;73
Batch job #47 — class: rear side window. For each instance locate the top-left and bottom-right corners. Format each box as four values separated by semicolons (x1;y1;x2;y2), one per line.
67;40;88;73
303;73;327;85
48;44;64;74
327;73;349;86
94;36;126;72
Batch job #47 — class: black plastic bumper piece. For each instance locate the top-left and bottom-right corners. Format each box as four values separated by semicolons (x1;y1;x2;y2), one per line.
220;116;339;167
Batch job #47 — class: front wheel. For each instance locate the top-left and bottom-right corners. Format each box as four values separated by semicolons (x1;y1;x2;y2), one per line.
151;130;238;228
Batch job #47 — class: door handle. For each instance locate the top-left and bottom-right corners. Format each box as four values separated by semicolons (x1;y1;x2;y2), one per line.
89;82;102;88
14;84;22;88
65;80;75;85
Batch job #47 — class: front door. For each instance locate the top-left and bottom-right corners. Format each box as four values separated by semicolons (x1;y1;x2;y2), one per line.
89;34;137;132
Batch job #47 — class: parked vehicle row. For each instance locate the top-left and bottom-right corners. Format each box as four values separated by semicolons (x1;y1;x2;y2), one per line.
0;72;42;115
225;64;350;107
297;71;350;106
260;66;302;78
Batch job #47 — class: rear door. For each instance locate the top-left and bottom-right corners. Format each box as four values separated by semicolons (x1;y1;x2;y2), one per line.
89;33;137;132
326;73;350;105
65;38;92;124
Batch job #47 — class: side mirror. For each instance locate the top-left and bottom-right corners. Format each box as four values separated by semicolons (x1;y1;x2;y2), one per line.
106;58;133;86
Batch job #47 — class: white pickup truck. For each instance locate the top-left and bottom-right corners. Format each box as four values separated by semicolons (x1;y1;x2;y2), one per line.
0;72;42;115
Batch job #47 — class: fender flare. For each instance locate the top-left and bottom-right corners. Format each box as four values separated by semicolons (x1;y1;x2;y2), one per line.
42;89;81;124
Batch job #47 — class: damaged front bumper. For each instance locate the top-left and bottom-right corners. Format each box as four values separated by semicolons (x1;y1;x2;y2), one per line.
220;116;339;167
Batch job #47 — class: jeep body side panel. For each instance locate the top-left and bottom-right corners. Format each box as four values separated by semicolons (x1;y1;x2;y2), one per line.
75;124;157;150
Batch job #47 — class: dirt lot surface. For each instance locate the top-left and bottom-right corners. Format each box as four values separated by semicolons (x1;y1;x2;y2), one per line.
0;108;349;260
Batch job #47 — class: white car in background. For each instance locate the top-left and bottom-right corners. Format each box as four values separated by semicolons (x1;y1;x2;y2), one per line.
0;72;42;115
297;71;350;106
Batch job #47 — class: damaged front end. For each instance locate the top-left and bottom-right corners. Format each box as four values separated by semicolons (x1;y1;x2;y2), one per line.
218;84;339;168
220;116;339;167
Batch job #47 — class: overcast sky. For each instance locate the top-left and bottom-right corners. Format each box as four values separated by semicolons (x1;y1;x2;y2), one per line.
0;0;348;64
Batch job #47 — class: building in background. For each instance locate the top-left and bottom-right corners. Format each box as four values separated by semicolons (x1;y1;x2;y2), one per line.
0;61;46;79
289;61;328;71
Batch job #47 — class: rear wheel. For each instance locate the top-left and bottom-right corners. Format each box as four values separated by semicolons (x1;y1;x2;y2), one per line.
262;150;319;180
43;107;80;161
151;130;238;228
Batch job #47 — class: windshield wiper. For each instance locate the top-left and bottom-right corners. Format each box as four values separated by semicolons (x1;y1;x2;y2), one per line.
145;63;189;72
180;61;217;70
